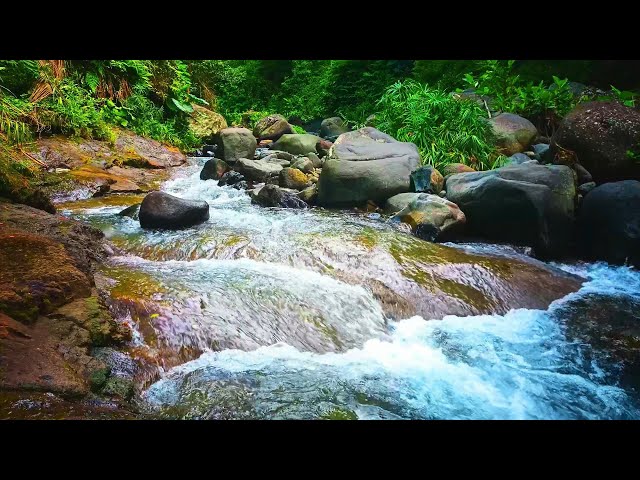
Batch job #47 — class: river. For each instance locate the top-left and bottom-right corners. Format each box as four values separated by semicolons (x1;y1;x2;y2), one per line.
57;157;640;419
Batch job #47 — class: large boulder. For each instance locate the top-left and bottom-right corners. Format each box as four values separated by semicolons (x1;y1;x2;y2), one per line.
235;158;282;183
489;113;538;156
317;127;421;208
410;165;444;194
550;102;640;183
251;184;308;209
199;158;229;181
188;105;228;141
577;180;640;266
319;117;349;139
139;191;210;230
215;128;257;164
271;134;322;156
446;163;577;257
392;194;466;242
253;114;293;142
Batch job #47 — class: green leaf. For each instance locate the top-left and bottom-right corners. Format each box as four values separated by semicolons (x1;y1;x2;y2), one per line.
170;97;194;113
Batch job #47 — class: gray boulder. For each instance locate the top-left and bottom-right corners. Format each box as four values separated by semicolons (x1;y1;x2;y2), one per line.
319;117;349;138
236;158;283;183
271;134;322;155
317;127;421;208
392;194;466;242
215;128;257;164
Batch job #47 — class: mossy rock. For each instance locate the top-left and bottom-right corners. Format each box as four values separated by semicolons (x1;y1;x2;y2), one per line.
189;105;228;141
89;367;111;393
101;376;135;401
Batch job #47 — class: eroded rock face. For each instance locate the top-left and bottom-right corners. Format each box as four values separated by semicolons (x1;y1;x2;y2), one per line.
578;180;640;266
139;191;210;230
446;163;577;258
550;101;640;183
317;127;421;208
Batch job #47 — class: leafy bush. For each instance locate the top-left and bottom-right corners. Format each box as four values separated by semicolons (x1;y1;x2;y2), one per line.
291;125;306;134
0;60;39;96
375;80;502;171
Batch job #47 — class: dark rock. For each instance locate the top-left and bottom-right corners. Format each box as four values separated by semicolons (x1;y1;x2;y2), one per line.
252;184;308;209
139;191;210;230
117;203;141;220
320;117;349;138
218;171;244;187
231;180;248;190
317;127;421;208
410;165;445;194
200;158;229;181
532;143;551;163
578;182;597;196
574;163;593;185
550;101;640;183
446;163;577;258
577;180;640;266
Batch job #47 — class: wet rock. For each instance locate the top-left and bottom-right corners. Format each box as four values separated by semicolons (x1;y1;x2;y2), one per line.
231;180;248;190
298;184;318;205
577;180;640;266
489;113;538;156
317;127;421;208
550;101;640;183
384;192;424;214
218;171;245;187
101;376;134;401
319;117;349;138
410;165;444;194
236;158;282;183
202;145;217;156
392;194;466;242
280;167;311;190
215;128;257;164
200;158;229;181
252;184;308;209
271;134;322;156
118;203;141;220
139;191;210;230
316;139;333;158
446;163;577;258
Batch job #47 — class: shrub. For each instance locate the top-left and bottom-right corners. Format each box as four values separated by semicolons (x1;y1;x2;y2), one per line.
375;80;502;171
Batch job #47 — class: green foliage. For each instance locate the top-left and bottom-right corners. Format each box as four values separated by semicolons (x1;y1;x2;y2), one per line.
609;86;637;108
375;80;502;171
0;60;39;95
0;93;33;144
413;60;478;89
291;125;306;134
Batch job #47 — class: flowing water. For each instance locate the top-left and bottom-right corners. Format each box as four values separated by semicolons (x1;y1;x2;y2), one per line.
58;157;640;419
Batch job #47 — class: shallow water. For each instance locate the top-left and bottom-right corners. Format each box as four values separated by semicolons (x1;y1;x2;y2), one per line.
59;157;640;419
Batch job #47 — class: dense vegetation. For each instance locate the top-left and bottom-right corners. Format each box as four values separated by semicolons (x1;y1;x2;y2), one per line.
1;60;638;172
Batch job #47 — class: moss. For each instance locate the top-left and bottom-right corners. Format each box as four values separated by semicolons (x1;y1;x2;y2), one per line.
320;407;358;420
101;376;134;401
89;367;111;393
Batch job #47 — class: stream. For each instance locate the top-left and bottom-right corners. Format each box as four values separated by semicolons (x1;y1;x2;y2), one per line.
58;157;640;419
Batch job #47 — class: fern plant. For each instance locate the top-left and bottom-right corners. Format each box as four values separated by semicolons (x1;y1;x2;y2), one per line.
375;80;502;171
